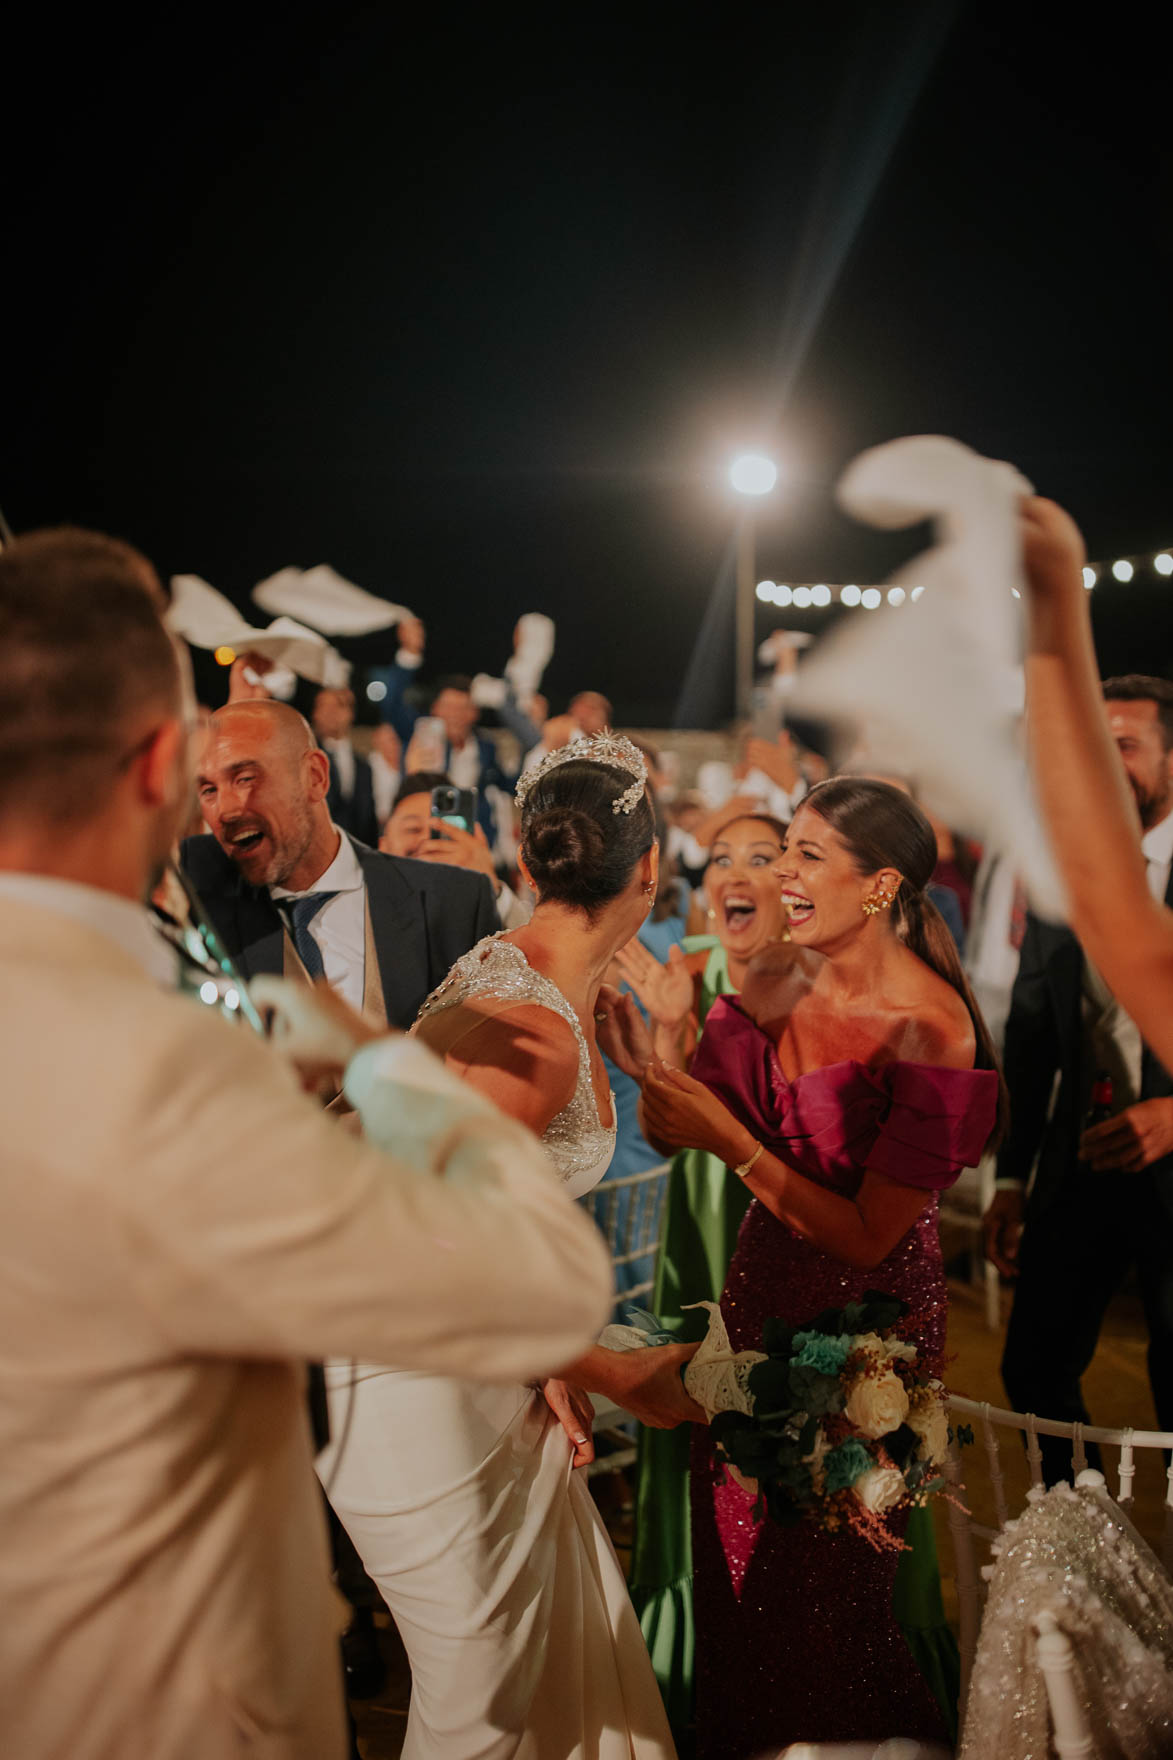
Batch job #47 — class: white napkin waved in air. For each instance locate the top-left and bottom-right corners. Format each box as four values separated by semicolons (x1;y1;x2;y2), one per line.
788;434;1066;921
504;612;556;701
252;564;410;636
168;574;350;688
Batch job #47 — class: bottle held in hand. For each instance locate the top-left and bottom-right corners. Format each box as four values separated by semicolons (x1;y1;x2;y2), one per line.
1085;1070;1115;1131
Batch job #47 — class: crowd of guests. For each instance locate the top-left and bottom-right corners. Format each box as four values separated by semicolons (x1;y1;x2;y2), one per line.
3;499;1172;1760
205;596;1173;1745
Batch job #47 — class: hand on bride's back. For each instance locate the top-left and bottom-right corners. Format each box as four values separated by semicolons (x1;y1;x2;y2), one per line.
594;986;653;1079
609;1343;706;1429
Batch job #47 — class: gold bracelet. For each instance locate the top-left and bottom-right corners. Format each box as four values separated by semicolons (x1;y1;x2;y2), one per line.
732;1140;764;1180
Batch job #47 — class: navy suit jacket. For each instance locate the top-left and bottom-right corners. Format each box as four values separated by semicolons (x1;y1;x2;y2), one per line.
997;891;1173;1218
180;832;498;1031
323;747;379;847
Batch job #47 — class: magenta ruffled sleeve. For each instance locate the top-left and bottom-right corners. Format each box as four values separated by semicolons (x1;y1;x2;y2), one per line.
690;996;998;1192
865;1062;998;1191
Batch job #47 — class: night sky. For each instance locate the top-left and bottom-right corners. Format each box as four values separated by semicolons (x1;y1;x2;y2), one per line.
6;4;1171;725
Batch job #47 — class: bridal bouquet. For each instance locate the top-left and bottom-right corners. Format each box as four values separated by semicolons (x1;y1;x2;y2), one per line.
681;1290;959;1551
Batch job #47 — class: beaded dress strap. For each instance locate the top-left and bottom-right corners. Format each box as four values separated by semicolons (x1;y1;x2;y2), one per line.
417;934;589;1056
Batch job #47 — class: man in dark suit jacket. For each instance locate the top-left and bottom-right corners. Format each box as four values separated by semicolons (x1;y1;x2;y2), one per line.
312;687;380;850
186;696;496;1032
182;695;498;1712
984;676;1173;1481
369;617;540;849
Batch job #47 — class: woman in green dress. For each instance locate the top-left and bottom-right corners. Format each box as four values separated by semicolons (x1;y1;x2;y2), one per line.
616;813;960;1750
614;815;788;1742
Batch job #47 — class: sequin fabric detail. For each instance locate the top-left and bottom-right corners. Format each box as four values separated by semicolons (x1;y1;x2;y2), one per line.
416;935;616;1191
691;1191;951;1756
960;1481;1173;1759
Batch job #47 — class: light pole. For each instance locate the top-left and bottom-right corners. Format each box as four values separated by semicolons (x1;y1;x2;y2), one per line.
728;452;778;721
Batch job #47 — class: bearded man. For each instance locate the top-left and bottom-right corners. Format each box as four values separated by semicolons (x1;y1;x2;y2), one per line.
983;673;1173;1481
183;700;497;1030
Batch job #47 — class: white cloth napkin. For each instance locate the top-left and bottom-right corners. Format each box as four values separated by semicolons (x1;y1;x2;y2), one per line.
252;563;410;636
789;434;1066;921
168;574;350;687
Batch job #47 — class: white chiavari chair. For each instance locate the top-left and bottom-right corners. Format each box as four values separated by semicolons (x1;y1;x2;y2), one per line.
579;1161;671;1474
943;1393;1173;1747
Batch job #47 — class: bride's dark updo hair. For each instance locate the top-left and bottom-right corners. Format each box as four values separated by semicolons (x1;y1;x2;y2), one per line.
521;758;656;916
800;776;1007;1146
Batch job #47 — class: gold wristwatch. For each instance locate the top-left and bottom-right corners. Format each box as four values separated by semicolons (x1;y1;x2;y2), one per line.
732;1141;764;1180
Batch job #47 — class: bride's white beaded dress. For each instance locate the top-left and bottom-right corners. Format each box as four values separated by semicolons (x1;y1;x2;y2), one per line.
317;935;676;1760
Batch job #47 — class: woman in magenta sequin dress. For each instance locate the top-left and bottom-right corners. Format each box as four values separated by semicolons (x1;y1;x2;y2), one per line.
640;779;1002;1757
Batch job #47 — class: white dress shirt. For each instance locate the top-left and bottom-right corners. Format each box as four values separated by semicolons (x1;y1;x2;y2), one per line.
271;833;366;1010
448;738;482;791
369;751;401;827
1081;807;1173;1108
0;872;178;986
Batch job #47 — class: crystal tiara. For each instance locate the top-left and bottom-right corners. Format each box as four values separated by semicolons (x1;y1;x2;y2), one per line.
514;730;649;816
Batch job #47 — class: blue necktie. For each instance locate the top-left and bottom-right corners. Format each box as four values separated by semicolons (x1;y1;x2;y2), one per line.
284;892;338;981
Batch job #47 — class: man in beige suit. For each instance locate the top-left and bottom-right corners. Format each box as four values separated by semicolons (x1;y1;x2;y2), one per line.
0;530;613;1760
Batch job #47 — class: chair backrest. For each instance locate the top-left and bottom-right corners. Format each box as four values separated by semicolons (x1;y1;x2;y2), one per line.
1032;1610;1095;1760
580;1161;671;1310
957;1473;1173;1758
943;1392;1173;1715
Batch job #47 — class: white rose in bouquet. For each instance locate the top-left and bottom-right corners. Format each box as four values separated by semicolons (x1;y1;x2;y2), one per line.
882;1338;917;1363
844;1367;909;1439
906;1386;950;1466
851;1330;917;1366
853;1463;907;1516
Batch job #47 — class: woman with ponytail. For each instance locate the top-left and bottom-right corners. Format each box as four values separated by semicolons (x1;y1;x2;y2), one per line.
630;778;1003;1755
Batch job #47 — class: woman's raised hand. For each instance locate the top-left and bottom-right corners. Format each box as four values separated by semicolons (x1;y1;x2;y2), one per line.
641;1059;749;1163
1020;496;1087;602
594;986;654;1079
614;938;693;1029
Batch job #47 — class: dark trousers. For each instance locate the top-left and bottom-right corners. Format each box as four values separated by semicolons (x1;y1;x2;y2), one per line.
1002;1164;1173;1485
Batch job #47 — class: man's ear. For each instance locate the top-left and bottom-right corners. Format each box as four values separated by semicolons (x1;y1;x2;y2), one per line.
304;746;332;803
139;720;186;807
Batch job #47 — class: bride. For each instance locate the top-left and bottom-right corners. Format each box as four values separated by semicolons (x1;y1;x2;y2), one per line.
317;734;699;1760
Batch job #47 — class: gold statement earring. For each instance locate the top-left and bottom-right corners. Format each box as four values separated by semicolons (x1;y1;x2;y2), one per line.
862;887;898;918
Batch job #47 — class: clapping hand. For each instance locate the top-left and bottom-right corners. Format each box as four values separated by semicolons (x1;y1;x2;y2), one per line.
641;1058;744;1161
613;938;693;1029
593;986;653;1079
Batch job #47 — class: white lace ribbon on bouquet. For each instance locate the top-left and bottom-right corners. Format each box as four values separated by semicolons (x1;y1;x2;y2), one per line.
680;1301;766;1422
597;1301;764;1419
